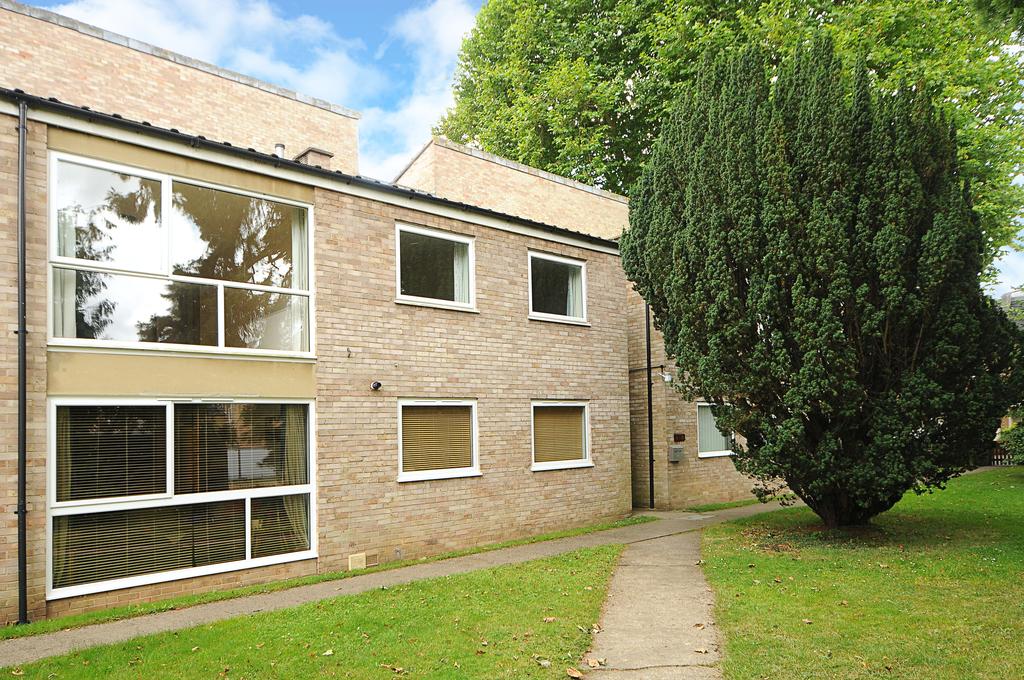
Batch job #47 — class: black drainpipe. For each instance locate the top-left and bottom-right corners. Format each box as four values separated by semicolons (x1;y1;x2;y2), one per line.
16;100;29;624
645;303;654;509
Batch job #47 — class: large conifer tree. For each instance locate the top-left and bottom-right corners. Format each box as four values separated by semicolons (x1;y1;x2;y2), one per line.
621;37;1024;527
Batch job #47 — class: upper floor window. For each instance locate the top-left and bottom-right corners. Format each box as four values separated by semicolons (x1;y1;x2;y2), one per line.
528;251;587;324
50;153;311;355
395;224;475;311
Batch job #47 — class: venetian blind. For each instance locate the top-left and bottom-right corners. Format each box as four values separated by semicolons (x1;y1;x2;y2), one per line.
401;405;473;472
55;405;167;502
533;406;586;463
251;494;310;559
51;501;245;590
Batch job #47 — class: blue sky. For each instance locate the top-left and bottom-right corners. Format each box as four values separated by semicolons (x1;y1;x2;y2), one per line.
33;0;483;181
27;0;1024;297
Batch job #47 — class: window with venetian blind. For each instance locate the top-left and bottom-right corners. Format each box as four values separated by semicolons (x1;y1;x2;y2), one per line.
398;401;478;481
49;401;313;598
532;403;592;471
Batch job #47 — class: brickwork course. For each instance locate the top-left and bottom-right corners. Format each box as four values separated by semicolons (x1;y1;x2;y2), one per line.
0;0;754;624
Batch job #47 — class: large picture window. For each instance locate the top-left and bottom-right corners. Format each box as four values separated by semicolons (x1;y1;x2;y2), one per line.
395;224;475;311
49;154;312;355
48;399;315;599
528;252;587;323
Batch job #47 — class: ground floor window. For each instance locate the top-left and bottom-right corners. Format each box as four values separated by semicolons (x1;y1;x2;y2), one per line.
398;399;478;482
697;403;733;458
531;401;592;471
48;399;314;599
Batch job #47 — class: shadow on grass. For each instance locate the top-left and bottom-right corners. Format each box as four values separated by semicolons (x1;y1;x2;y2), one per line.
729;468;1024;554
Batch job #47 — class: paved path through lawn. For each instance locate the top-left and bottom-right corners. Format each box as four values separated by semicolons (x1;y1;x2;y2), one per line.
584;529;723;679
0;501;786;669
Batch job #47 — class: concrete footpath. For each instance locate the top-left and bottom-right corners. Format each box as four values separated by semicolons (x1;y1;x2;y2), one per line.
0;501;787;669
585;530;723;679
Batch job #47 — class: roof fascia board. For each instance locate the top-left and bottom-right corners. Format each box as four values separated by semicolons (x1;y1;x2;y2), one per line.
0;100;619;256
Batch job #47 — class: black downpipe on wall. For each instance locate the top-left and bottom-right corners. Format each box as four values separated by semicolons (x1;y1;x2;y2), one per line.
645;303;654;509
16;100;29;625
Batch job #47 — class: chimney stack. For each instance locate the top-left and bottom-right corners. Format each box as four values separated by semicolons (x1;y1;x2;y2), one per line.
294;147;335;170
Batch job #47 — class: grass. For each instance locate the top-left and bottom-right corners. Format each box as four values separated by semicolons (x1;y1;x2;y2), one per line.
8;545;623;679
685;497;763;513
1;514;655;642
702;467;1024;679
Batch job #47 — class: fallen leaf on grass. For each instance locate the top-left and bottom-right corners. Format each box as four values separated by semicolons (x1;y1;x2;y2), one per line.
543;616;557;623
322;649;334;656
567;668;584;678
802;619;813;625
10;670;24;677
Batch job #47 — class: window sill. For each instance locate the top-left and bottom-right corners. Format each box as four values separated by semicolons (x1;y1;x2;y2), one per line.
47;339;316;362
697;450;734;459
395;297;479;314
531;460;594;472
397;468;482;483
528;313;591;327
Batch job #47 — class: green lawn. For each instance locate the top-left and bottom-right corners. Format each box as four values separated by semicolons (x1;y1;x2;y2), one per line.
9;545;622;679
703;467;1024;679
1;515;655;642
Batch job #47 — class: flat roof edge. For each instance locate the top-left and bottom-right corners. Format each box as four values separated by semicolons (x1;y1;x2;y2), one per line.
0;0;361;120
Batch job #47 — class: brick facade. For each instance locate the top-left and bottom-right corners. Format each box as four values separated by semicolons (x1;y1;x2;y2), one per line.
396;138;629;240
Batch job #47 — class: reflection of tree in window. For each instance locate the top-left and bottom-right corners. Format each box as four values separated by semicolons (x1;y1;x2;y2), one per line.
134;183;307;349
56;170;161;339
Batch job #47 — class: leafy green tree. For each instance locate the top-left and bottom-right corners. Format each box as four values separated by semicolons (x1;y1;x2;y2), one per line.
1001;424;1024;464
620;36;1024;527
440;0;1024;262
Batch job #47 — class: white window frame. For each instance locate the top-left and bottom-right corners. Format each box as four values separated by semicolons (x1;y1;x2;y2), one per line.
46;396;318;601
394;223;477;313
530;400;593;472
397;398;480;482
47;151;316;359
527;251;589;325
696;402;734;458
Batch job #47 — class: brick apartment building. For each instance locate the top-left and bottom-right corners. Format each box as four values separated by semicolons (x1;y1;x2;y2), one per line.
0;0;752;624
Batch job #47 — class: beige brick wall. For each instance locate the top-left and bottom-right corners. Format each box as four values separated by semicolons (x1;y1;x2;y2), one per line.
0;112;48;622
396;138;629;240
626;290;754;510
311;189;632;573
0;2;359;173
0;119;632;623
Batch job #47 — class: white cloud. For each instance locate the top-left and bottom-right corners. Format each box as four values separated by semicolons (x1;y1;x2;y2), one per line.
359;0;477;180
47;0;383;106
41;0;477;181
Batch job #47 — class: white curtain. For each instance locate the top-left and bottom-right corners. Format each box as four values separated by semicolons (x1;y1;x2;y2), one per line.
453;243;470;304
290;209;309;351
565;266;583;317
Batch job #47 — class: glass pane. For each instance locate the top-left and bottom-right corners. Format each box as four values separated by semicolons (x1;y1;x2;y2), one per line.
55;160;163;272
531;257;583;317
52;267;217;346
399;230;470;303
175;403;309;494
170;182;307;289
55;405;166;502
223;288;309;352
52;501;245;590
698;405;731;453
533;406;586;463
251;494;310;558
401;405;474;472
